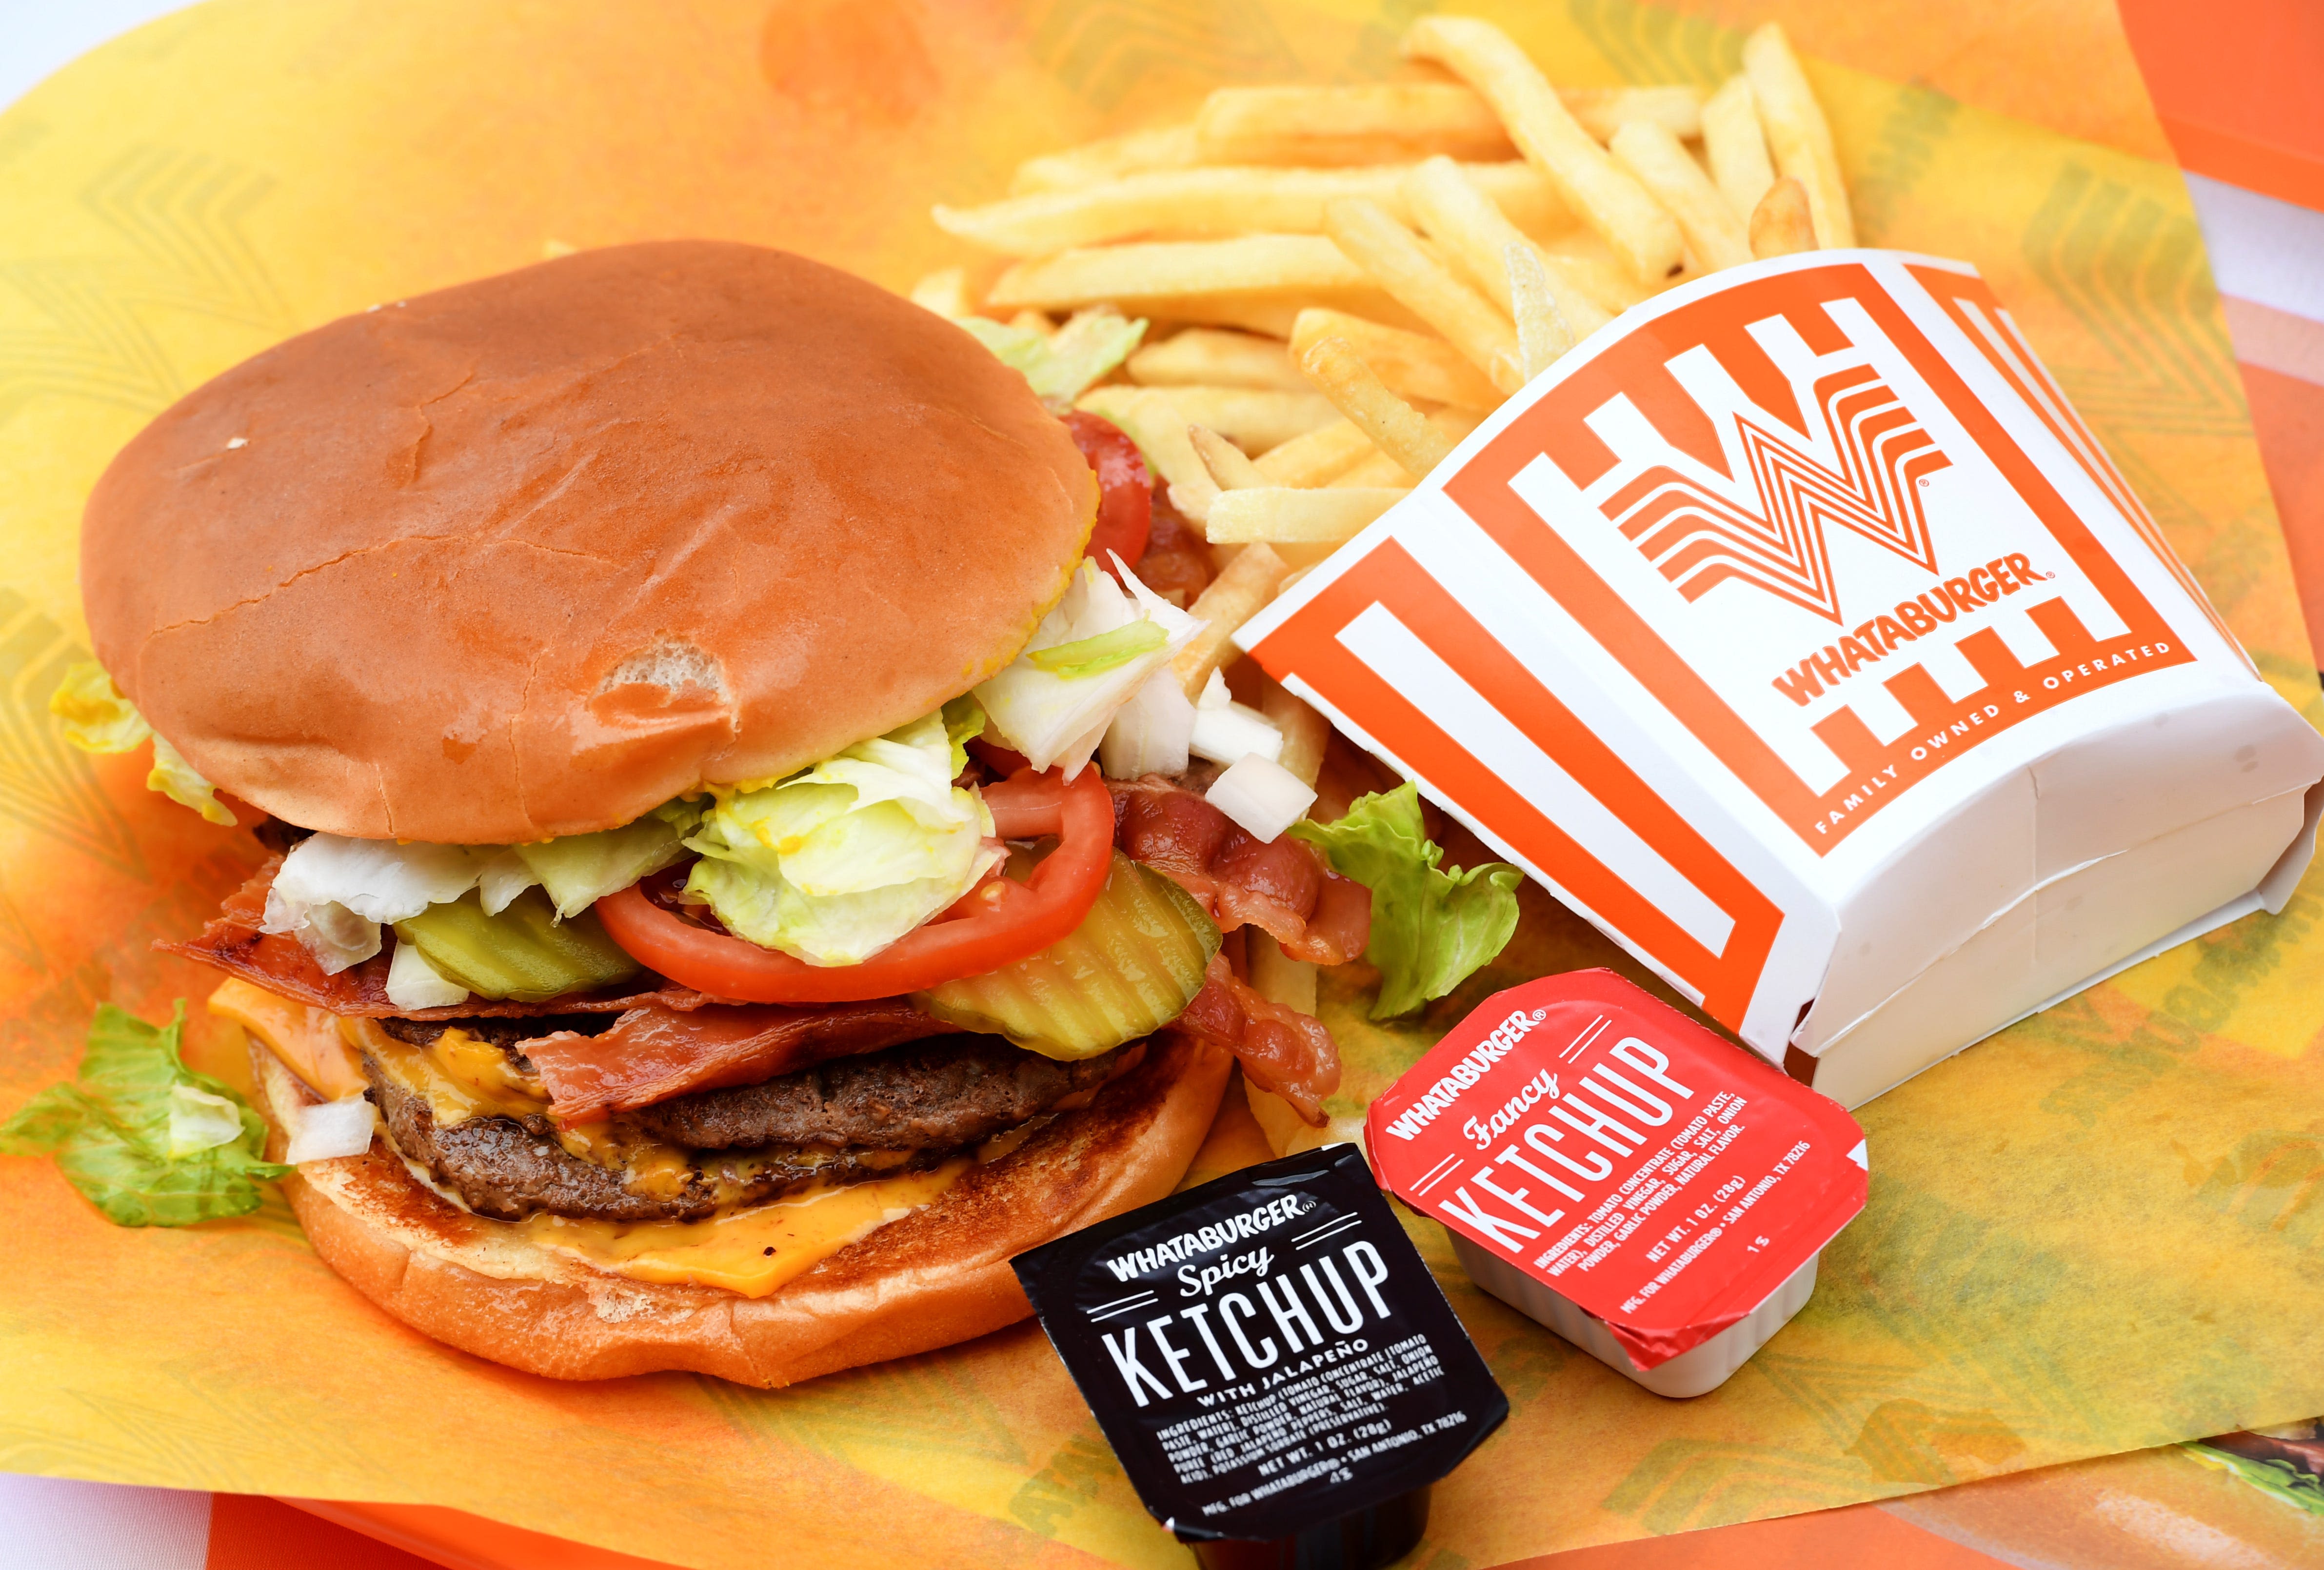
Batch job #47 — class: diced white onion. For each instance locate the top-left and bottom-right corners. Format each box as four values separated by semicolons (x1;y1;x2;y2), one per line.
385;939;471;1009
284;1094;378;1164
1101;666;1197;778
1191;702;1285;766
977;558;1204;779
166;1085;244;1159
1206;754;1318;843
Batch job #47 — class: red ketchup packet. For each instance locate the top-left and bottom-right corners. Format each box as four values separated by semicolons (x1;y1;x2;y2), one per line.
1367;970;1867;1397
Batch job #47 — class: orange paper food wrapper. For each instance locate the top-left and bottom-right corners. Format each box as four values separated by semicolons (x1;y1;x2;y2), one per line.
3;2;2322;1567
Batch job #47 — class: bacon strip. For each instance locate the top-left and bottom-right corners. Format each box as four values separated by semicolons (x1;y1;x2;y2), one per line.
158;858;710;1018
1168;954;1341;1125
1111;777;1371;965
526;1001;955;1124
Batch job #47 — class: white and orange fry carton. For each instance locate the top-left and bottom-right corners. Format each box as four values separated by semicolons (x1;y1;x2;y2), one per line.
1240;252;2324;1107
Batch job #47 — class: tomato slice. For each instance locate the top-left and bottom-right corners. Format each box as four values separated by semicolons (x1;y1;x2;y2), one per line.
1063;410;1152;573
595;768;1116;1003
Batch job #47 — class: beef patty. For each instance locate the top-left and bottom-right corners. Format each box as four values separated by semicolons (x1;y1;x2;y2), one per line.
363;1028;1137;1223
629;1035;1139;1151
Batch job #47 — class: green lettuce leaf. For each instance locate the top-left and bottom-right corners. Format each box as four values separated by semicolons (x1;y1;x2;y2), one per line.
942;695;987;776
959;307;1148;406
0;1001;290;1226
1028;619;1168;677
149;733;237;826
49;661;151;753
1289;782;1522;1019
2184;1443;2324;1517
514;798;703;919
685;709;998;966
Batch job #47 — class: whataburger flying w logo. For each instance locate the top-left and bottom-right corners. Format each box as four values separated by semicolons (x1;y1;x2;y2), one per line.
1606;364;1951;624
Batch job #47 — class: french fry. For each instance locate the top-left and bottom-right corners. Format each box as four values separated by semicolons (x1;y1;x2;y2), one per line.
1608;120;1753;272
1297;335;1457;479
1130;328;1306;391
987;235;1370;312
1426;405;1484;447
1007;309;1055;336
1322;198;1522;394
1403;15;1683;284
1289;308;1502;411
1506;241;1572;379
1328;411;1480;485
1251;418;1375;486
1329;449;1414;489
1701;76;1774;224
1075;386;1219;519
909;267;974;318
1189;424;1268;490
1134;292;1382;339
1533;238;1642;319
1560;85;1706;144
1010;123;1199;195
1174;544;1293;698
1395;153;1617;343
1193;83;1703;166
1742;23;1854;247
937;163;1568;257
1749;176;1818;259
1257;681;1332;790
1204;486;1408;544
1247;930;1321;1012
1124;385;1336;453
1400;155;1523;312
1196;83;1513;166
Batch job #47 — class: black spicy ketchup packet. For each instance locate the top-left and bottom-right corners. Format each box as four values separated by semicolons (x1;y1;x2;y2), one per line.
1013;1146;1508;1569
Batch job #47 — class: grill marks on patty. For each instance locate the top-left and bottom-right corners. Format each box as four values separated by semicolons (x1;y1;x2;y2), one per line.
360;1027;1138;1223
630;1036;1139;1151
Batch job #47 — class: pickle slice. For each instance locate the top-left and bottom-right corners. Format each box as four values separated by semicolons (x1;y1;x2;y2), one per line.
915;853;1219;1060
392;887;641;1003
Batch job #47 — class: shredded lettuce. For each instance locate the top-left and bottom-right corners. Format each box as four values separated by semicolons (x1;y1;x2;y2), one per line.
684;709;1001;966
1029;619;1168;677
0;1001;289;1226
473;849;539;916
52;663;238;825
50;662;150;753
959;307;1148;407
977;558;1201;778
262;834;484;974
514;799;702;919
942;695;987;776
148;733;237;826
1289;782;1522;1018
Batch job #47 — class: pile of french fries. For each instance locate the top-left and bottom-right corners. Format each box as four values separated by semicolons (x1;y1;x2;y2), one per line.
912;15;1856;1151
915;17;1850;583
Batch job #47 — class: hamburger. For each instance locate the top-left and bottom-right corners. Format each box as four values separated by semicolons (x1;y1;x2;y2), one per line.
62;240;1372;1387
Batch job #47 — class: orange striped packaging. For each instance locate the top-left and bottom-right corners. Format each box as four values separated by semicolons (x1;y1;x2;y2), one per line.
1241;251;2324;1107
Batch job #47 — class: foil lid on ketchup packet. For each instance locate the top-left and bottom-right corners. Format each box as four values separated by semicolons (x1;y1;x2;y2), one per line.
1013;1146;1507;1568
1368;970;1865;1386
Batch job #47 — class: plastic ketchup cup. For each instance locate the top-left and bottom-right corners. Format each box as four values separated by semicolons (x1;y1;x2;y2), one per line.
1367;969;1867;1397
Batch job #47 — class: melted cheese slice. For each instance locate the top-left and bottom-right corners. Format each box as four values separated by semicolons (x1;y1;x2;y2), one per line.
517;1160;969;1297
208;981;967;1297
208;978;368;1099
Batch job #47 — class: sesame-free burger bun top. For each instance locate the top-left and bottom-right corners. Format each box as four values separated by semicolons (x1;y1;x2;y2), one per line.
81;241;1095;844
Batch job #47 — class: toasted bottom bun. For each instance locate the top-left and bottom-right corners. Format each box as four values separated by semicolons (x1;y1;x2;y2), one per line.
250;1032;1231;1387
